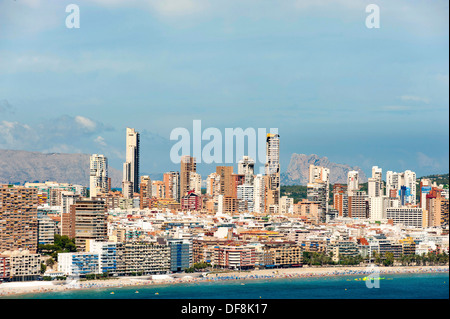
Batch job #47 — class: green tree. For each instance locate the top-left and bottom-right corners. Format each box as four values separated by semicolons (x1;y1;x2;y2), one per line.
383;252;394;267
40;263;47;274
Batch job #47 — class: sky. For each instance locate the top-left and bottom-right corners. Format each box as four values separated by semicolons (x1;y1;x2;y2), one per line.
0;0;448;179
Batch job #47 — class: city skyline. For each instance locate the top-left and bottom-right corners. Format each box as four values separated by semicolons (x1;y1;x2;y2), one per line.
0;0;448;179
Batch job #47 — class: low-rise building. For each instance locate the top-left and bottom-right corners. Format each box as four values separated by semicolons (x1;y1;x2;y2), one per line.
58;252;99;276
116;242;170;276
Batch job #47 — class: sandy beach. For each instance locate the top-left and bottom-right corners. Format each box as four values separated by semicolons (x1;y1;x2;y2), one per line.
0;265;448;298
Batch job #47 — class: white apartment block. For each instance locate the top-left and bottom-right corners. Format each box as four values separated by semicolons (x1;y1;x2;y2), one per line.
386;207;423;228
253;174;265;214
369;197;385;221
86;240;117;275
237;184;254;212
58;252;100;276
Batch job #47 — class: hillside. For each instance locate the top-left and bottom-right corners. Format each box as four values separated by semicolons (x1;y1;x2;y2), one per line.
281;153;368;186
0;149;122;188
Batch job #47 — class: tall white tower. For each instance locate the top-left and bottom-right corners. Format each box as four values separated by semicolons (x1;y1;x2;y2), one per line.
347;170;359;196
90;154;108;198
265;133;280;210
123;127;140;197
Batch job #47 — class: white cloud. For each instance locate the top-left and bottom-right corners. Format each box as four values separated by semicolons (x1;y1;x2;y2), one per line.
0;120;36;147
0;115;109;151
94;136;107;146
400;95;430;104
75;115;97;131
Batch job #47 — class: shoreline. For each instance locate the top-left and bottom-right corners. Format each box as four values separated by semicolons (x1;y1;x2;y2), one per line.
1;265;448;298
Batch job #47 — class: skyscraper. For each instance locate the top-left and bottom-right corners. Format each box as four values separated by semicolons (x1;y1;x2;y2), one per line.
164;171;180;202
265;133;280;211
238;156;255;185
216;166;234;197
308;164;330;216
123;127;140;197
368;166;383;198
333;184;348;217
62;199;107;252
347;170;359;196
180;156;196;198
89;154;108;198
140;175;151;209
253;174;265;214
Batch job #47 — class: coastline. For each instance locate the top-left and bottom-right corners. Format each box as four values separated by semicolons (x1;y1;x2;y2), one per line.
1;265;448;298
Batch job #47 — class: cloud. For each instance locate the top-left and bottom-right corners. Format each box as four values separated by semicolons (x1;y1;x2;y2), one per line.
75;115;97;132
0;120;36;147
0;115;109;151
94;135;107;146
400;95;430;104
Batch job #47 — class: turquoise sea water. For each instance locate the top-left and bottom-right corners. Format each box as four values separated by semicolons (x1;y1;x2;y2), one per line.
6;272;449;299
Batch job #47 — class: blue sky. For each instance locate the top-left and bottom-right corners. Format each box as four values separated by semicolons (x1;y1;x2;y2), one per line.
0;0;448;178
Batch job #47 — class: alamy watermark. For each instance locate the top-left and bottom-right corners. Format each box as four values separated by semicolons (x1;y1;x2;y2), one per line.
170;120;278;171
366;4;380;29
365;264;381;289
64;4;380;30
65;4;80;29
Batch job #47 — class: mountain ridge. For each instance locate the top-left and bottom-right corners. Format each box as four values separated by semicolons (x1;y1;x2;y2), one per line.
281;153;368;185
1;149;446;188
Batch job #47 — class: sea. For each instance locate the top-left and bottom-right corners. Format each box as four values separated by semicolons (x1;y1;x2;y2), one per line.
5;272;449;299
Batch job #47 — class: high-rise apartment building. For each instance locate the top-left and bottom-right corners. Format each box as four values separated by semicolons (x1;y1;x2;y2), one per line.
253;174;265;214
206;172;221;199
62;199;107;252
426;188;449;227
123;127;140;197
238;156;255;185
163;171;180;202
0;186;38;253
216;166;234;197
139;176;152;209
307;182;328;221
419;178;432;209
265;133;280;211
333;184;348;217
152;181;166;199
308;165;330;216
89;154;108;198
237;184;254;212
368;166;383;198
347;171;359;196
348;191;369;219
180;156;196;198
